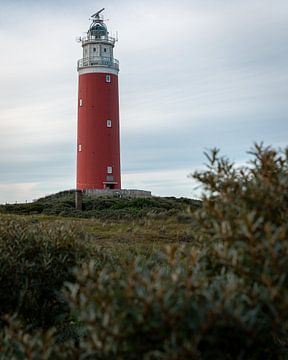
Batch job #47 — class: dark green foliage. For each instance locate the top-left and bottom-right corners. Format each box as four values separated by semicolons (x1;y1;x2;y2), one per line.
1;202;45;215
0;217;88;329
0;144;287;359
0;192;201;220
190;143;288;357
63;244;284;359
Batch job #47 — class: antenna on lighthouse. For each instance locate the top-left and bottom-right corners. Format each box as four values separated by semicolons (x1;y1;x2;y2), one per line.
90;8;105;20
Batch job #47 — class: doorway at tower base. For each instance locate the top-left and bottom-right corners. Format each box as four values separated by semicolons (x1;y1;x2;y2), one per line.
83;189;152;198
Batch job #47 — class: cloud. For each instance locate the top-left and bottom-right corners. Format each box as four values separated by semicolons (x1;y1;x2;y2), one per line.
0;182;38;204
123;168;200;199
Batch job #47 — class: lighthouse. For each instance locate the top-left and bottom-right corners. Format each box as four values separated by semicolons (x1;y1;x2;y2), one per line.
76;9;121;190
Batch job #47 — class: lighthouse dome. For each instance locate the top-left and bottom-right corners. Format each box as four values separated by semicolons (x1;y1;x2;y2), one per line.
89;22;107;37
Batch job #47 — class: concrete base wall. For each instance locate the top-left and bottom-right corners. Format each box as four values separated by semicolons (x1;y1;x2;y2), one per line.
83;189;152;198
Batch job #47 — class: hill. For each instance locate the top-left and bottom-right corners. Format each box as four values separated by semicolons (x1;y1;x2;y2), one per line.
0;190;201;220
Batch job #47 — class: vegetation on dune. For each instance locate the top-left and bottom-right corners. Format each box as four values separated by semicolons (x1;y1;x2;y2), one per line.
0;192;201;220
0;217;88;331
0;143;288;359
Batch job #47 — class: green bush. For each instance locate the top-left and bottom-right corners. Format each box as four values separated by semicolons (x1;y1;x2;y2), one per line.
1;144;287;359
0;216;88;329
62;242;284;359
67;144;288;358
190;143;288;356
0;192;200;220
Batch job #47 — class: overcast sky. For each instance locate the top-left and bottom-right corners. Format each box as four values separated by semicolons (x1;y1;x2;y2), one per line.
0;0;287;203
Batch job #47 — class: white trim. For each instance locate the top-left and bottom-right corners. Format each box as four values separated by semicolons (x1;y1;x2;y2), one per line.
78;67;119;76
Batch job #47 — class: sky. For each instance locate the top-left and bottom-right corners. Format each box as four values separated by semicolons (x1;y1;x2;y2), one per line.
0;0;287;203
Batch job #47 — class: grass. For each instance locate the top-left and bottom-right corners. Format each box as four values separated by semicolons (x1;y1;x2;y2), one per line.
0;211;195;253
0;211;197;284
0;191;200;263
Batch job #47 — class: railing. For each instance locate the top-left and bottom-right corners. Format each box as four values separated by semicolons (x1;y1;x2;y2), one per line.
77;56;119;70
81;34;116;45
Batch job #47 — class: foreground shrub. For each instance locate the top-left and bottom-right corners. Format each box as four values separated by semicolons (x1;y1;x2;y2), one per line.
68;144;288;358
192;144;288;347
64;252;265;359
0;217;88;329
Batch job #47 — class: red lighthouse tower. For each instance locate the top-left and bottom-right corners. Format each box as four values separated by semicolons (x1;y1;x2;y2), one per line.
76;9;121;190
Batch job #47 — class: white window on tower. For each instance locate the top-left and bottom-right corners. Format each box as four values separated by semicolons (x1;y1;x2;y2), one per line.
79;99;83;107
78;144;82;152
106;119;112;128
107;166;113;174
105;75;111;83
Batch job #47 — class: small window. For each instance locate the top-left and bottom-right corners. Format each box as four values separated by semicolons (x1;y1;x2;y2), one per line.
105;75;111;83
104;48;107;52
79;99;83;107
78;144;82;152
107;166;113;174
106;119;112;128
93;47;96;52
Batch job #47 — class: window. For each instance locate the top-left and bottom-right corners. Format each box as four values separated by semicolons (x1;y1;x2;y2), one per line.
104;48;107;52
106;119;112;128
107;166;113;174
93;47;96;52
106;175;114;181
78;144;82;152
105;75;111;83
79;99;83;107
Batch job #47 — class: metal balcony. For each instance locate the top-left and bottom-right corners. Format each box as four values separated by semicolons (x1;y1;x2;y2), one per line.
77;56;119;70
81;34;116;45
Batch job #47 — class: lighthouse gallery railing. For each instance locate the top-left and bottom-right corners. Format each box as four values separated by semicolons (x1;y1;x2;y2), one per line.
77;56;119;70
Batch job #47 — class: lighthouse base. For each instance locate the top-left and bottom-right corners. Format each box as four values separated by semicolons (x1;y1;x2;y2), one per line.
75;189;152;209
83;189;152;198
